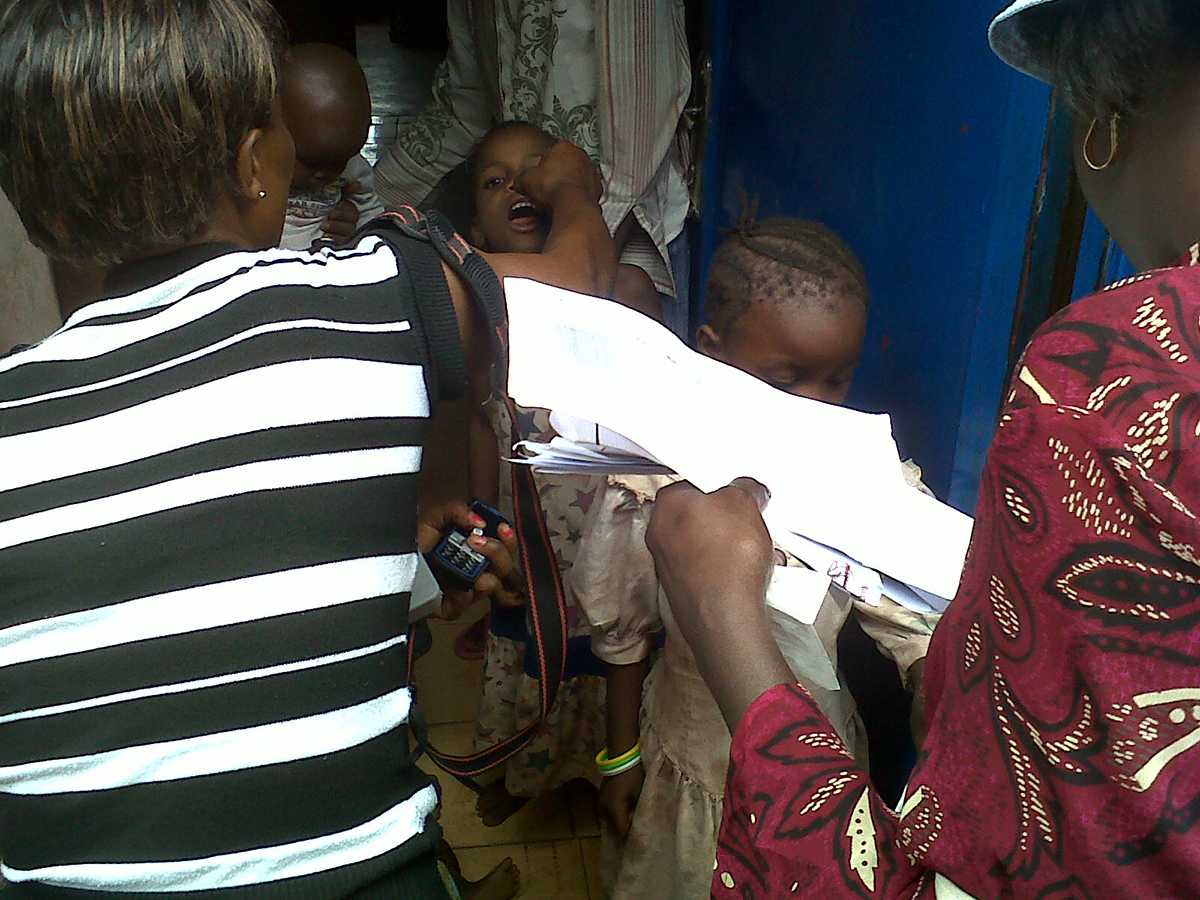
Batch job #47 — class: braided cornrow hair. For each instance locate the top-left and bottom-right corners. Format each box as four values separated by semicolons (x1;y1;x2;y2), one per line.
704;217;869;336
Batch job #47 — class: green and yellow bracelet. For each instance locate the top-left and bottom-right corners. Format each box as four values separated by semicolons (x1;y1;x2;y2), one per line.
595;742;642;778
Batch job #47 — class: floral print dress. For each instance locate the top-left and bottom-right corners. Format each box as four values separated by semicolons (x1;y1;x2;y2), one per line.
472;400;606;797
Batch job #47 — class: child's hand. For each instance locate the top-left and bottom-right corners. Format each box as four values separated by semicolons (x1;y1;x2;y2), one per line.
514;140;603;207
599;765;645;837
319;190;362;245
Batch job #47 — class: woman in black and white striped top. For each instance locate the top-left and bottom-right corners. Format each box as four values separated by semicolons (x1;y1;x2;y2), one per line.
0;1;615;897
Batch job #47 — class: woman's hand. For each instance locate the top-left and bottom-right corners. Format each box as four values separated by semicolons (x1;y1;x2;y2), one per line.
482;138;615;298
599;766;645;838
646;478;793;730
515;140;603;207
645;477;775;633
417;501;526;619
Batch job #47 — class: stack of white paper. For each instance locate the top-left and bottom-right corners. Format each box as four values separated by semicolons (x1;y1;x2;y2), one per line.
502;277;975;605
510;411;671;475
548;411;660;459
512;437;672;476
768;528;949;613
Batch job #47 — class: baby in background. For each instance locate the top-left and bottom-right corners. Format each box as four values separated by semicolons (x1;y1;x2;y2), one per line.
278;44;384;251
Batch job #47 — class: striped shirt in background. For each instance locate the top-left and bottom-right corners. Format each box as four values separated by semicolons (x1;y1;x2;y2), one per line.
0;234;465;898
373;0;692;298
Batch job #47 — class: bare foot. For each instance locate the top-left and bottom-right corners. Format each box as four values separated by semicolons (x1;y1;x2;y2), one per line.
463;857;521;900
475;780;529;827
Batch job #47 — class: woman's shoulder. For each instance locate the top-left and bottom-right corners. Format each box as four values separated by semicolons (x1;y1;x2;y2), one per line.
1016;263;1200;410
1034;262;1200;350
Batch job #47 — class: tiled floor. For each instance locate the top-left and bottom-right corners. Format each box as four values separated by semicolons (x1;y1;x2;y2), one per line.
414;614;603;899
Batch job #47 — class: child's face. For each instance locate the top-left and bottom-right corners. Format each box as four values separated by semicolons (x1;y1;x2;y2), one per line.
282;91;371;192
471;126;557;253
698;296;866;405
287;112;369;192
291;151;355;193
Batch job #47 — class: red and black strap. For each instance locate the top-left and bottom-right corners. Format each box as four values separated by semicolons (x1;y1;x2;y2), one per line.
369;209;568;789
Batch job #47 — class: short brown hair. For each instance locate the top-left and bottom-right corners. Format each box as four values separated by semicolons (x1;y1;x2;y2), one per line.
0;0;285;266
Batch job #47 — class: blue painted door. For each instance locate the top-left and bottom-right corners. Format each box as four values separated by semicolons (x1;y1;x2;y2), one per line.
694;1;1069;514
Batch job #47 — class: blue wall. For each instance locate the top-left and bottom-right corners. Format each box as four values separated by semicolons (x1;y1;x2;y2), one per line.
697;2;1062;512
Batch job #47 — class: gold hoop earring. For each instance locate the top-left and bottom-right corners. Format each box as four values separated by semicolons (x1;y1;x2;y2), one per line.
1084;113;1120;171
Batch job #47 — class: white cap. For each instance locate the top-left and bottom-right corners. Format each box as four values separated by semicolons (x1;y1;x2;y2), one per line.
988;0;1065;83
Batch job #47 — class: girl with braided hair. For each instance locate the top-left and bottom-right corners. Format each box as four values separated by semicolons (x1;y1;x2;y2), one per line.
568;218;941;899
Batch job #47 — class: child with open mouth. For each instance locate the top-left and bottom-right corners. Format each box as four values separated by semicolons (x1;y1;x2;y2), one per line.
461;120;663;831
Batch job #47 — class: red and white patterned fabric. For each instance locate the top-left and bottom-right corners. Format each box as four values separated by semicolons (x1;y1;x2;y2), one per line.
715;249;1200;898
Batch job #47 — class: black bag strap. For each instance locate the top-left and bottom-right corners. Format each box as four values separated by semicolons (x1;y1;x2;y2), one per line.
367;209;569;789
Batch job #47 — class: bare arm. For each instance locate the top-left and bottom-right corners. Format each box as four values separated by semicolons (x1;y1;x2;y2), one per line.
701;598;794;732
651;480;931;897
599;657;650;836
909;657;928;748
645;479;792;731
612;263;665;322
605;658;649;758
467;400;500;507
443;260;497;492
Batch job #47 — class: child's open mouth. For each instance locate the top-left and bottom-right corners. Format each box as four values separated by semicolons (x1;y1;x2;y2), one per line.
507;198;545;234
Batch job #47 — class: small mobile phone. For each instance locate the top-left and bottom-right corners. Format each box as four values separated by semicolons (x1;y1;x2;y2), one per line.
428;501;510;589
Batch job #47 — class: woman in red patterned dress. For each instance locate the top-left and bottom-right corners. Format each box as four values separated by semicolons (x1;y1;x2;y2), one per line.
644;2;1200;897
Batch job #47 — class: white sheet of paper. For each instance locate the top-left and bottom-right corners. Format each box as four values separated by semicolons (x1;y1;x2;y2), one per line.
878;580;950;619
504;277;974;599
548;411;662;462
767;564;830;625
768;524;885;606
880;574;946;615
510;438;673;475
766;566;841;691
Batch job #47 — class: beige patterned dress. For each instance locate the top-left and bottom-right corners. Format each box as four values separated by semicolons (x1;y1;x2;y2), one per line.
571;471;941;899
